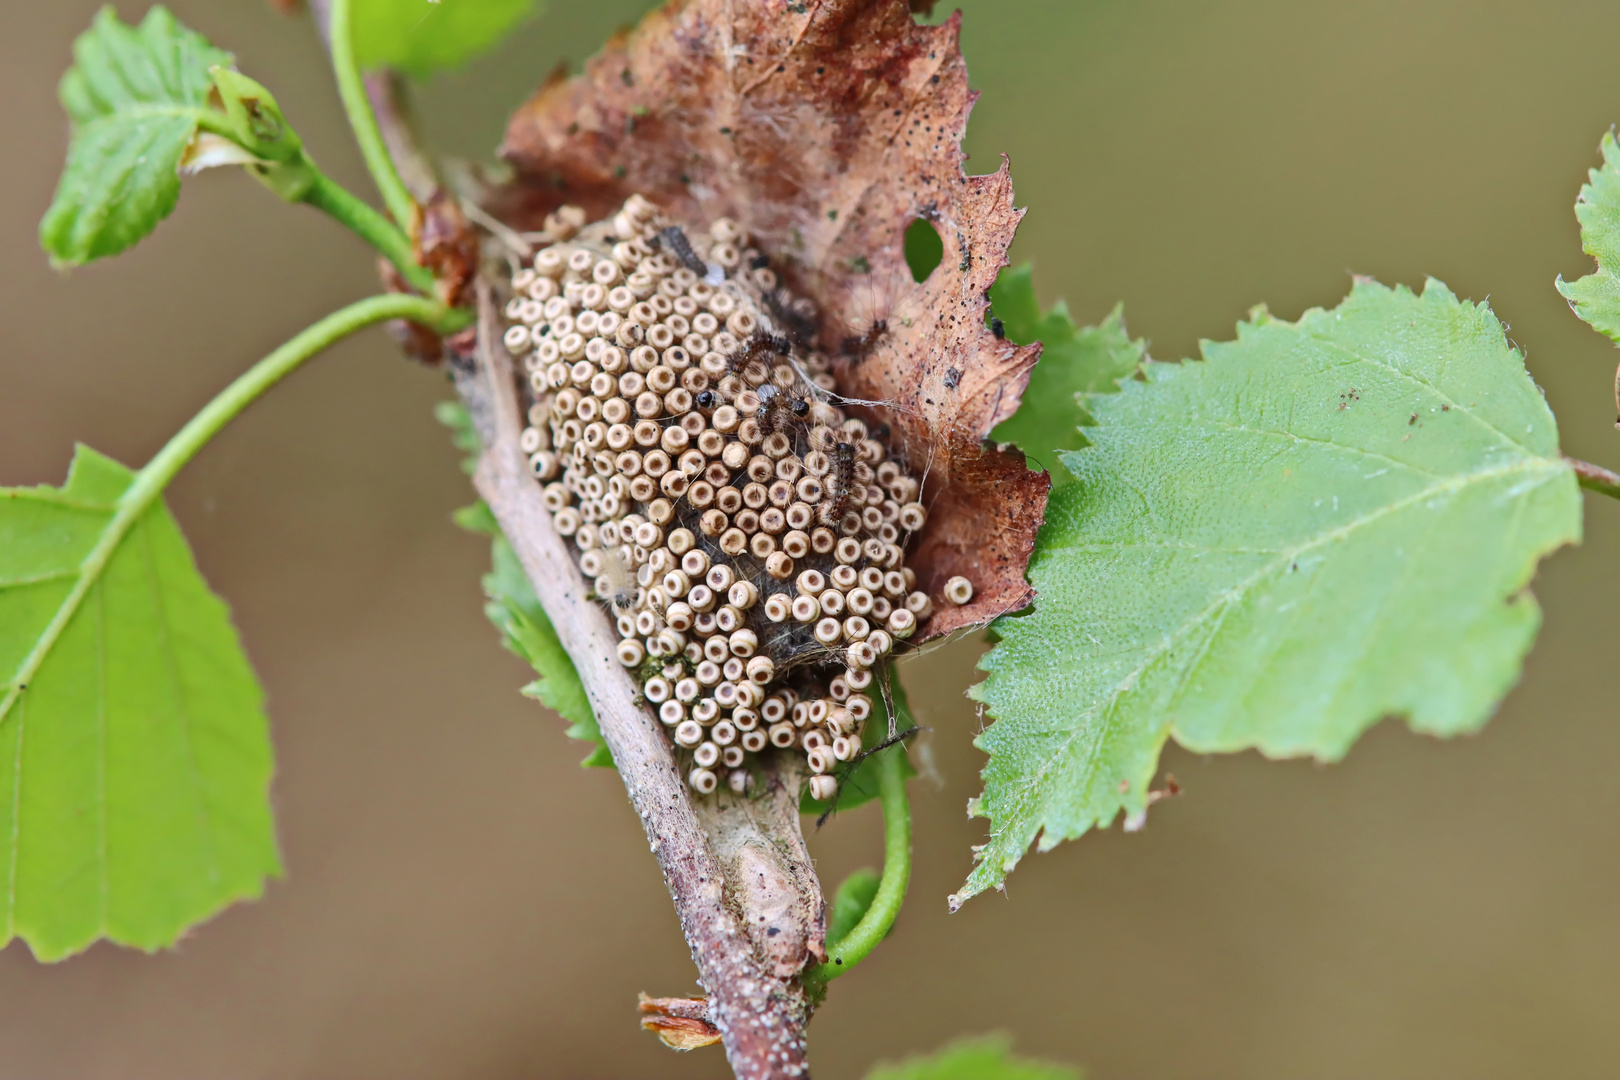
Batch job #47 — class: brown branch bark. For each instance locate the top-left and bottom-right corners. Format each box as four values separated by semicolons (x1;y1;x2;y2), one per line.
460;286;823;1079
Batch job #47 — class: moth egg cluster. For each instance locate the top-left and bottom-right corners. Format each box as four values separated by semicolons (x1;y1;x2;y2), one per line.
503;194;970;797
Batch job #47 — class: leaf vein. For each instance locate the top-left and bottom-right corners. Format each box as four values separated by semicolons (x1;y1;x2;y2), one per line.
1303;331;1527;452
1206;419;1444;478
0;570;81;590
141;512;222;888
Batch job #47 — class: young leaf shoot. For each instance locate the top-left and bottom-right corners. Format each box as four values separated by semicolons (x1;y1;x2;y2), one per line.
40;6;234;266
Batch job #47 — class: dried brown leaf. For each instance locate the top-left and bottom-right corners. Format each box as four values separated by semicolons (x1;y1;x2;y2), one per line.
638;994;722;1051
375;194;479;364
414;191;478;308
497;0;1049;638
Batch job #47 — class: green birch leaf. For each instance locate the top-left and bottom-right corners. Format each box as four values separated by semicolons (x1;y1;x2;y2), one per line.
801;672;914;816
827;867;881;946
40;6;233;267
452;498;499;535
866;1035;1080;1080
436;402;606;766
1558;131;1620;342
486;534;608;767
989;265;1145;485
957;278;1580;907
353;0;544;78
434;400;483;475
0;446;280;960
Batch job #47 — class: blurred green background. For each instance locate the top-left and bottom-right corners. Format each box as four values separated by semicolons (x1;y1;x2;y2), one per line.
4;1;1620;1077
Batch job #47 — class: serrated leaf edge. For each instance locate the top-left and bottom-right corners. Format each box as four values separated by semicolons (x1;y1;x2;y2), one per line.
959;277;1579;902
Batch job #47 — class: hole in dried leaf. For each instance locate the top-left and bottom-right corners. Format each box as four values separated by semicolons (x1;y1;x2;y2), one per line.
903;218;944;283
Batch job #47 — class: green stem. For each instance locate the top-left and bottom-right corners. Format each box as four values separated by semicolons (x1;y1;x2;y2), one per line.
135;294;464;495
1568;455;1620;500
806;744;912;987
303;172;434;294
0;295;468;724
327;0;417;234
